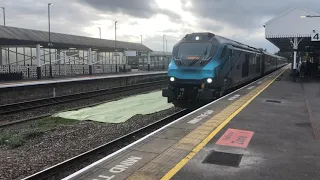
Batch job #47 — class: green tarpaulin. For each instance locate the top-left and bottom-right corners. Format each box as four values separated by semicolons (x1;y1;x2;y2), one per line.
53;91;173;123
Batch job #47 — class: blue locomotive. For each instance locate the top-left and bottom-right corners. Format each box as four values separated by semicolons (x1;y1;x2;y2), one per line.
162;32;287;108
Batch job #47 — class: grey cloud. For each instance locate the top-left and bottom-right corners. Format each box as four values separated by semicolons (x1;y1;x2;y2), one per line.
187;0;320;29
4;0;312;53
142;34;182;52
2;0;101;36
79;0;157;19
158;9;181;22
197;19;225;32
78;0;181;20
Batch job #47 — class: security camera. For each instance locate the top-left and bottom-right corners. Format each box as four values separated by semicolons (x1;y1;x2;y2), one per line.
313;30;316;33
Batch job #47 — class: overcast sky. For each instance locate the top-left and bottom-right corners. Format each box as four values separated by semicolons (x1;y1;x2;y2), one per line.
1;0;320;53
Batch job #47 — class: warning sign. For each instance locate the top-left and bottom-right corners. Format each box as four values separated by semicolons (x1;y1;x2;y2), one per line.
216;128;254;148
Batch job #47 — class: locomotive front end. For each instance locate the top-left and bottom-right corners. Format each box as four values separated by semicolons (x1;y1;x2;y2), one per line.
162;32;220;108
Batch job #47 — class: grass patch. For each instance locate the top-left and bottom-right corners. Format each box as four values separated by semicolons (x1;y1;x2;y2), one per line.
0;130;44;148
0;117;77;148
36;116;78;131
0;134;25;148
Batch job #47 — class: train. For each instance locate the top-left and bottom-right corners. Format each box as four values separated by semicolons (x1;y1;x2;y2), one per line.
162;32;287;109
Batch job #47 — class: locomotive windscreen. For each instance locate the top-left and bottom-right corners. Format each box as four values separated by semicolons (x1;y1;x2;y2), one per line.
174;43;218;61
178;43;210;60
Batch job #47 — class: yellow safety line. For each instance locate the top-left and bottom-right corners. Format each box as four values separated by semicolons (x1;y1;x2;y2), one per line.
161;67;287;180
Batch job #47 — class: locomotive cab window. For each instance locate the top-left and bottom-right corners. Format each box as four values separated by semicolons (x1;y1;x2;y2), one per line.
220;45;227;59
174;43;218;61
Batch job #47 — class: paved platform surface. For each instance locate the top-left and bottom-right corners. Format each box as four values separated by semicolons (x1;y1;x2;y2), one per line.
171;68;320;180
0;71;166;89
61;65;320;180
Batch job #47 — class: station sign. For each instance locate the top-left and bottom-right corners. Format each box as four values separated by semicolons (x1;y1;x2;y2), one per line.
66;51;79;57
311;31;320;41
124;50;136;57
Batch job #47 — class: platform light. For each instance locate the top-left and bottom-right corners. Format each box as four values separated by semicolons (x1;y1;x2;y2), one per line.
207;78;213;83
170;77;175;82
300;15;320;18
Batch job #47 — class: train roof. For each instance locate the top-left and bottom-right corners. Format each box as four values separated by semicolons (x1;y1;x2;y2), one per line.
182;32;261;52
180;32;287;59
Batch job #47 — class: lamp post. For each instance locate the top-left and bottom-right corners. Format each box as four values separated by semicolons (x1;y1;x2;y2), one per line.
140;35;142;44
114;21;118;70
166;40;167;53
0;7;5;26
48;3;53;77
115;21;117;49
301;15;320;18
163;34;165;55
1;7;6;65
98;27;101;39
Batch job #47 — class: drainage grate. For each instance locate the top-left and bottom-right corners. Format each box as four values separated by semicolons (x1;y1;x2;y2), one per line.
203;150;243;167
266;99;282;103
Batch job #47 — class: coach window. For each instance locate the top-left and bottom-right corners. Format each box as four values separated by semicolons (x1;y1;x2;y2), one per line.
242;54;250;77
256;56;261;73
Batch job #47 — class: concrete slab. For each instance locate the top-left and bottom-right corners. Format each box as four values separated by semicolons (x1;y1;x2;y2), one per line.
173;70;320;180
79;168;132;180
155;127;191;140
300;78;320;138
133;138;177;154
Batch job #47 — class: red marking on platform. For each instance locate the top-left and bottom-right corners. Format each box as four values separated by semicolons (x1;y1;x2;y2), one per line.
216;128;254;148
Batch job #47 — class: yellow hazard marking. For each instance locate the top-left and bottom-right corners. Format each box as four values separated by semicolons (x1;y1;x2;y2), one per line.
161;68;287;180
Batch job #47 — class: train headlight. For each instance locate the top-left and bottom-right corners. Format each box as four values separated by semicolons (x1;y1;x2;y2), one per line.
207;78;213;83
170;77;175;82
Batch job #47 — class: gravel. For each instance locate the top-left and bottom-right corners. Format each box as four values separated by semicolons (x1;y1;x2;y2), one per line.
0;106;182;180
0;84;166;126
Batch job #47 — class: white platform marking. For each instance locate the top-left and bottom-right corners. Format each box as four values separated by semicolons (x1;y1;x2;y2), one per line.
257;81;262;84
228;94;240;101
188;110;214;124
247;86;255;90
93;156;142;180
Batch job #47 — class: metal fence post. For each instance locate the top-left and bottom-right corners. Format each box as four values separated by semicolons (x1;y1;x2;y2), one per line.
36;44;41;79
0;47;2;65
88;48;93;75
147;52;150;71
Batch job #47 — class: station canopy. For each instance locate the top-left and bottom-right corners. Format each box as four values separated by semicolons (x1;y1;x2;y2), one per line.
264;8;320;52
0;25;152;52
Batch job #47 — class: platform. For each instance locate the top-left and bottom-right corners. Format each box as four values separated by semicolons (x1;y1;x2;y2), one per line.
0;71;166;89
62;65;320;180
0;71;167;105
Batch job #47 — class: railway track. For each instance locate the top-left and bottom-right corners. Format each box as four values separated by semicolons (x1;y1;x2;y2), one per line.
22;109;190;180
0;80;167;115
